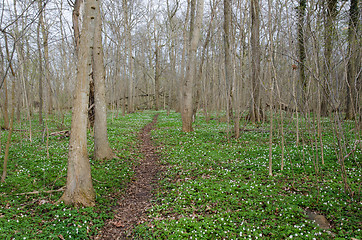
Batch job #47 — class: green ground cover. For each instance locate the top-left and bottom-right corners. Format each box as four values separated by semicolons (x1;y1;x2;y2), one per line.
0;110;360;239
135;111;361;239
0;111;154;239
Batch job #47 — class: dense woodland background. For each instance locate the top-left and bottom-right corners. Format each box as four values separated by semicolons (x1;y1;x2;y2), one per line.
0;0;360;121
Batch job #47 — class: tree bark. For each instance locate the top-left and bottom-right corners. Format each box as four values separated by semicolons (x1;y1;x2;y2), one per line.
321;0;338;116
193;0;217;119
249;0;261;123
36;9;43;125
181;0;204;132
60;0;97;207
38;1;52;114
345;0;359;120
93;1;114;160
224;0;234;127
154;44;161;111
297;0;307;108
123;0;134;113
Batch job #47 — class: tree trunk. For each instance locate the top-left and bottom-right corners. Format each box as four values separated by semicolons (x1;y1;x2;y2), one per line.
321;0;338;116
123;0;134;113
345;0;359;120
36;12;43;125
181;0;204;132
155;44;160;111
88;78;95;128
193;0;217;119
249;0;261;123
2;78;9;129
93;1;114;160
224;0;234;127
178;0;191;113
38;1;52;115
298;0;307;108
60;0;97;207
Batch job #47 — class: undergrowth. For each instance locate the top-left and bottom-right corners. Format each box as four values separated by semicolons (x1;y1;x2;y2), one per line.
134;111;361;239
0;110;360;239
0;111;154;239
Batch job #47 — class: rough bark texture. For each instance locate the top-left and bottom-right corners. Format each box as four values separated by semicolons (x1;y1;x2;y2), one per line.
93;1;114;160
250;0;261;123
60;0;97;207
345;0;359;120
181;0;204;132
96;114;160;239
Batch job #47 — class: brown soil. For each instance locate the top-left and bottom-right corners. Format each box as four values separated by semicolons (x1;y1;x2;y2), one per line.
95;114;160;239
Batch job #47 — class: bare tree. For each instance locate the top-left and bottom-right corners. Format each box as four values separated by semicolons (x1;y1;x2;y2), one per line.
60;0;98;207
224;0;234;126
321;0;338;116
181;0;204;132
93;0;114;160
122;0;134;113
297;0;307;108
249;0;261;123
345;0;360;120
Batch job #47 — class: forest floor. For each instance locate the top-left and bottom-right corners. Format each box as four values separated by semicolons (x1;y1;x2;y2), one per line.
0;110;361;239
96;114;160;239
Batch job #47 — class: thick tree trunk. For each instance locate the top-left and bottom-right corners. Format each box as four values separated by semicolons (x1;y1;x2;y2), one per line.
345;0;359;120
181;0;204;132
60;0;97;207
93;2;114;160
249;0;261;123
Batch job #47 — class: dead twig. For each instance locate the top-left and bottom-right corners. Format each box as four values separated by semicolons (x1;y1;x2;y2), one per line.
15;186;65;196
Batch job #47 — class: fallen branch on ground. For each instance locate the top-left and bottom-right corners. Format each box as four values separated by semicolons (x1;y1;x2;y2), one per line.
49;130;70;137
15;187;66;195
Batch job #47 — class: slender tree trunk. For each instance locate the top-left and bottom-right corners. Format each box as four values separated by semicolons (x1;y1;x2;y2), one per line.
346;0;359;120
1;80;15;182
123;0;134;113
2;78;9;129
181;0;204;132
193;0;217;119
60;0;97;207
38;1;52;115
298;0;307;108
155;44;160;111
93;1;114;160
321;0;338;116
178;0;191;113
249;0;261;123
36;15;43;125
224;0;234;129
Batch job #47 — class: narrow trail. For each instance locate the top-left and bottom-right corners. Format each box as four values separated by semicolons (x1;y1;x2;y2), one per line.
96;114;160;239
